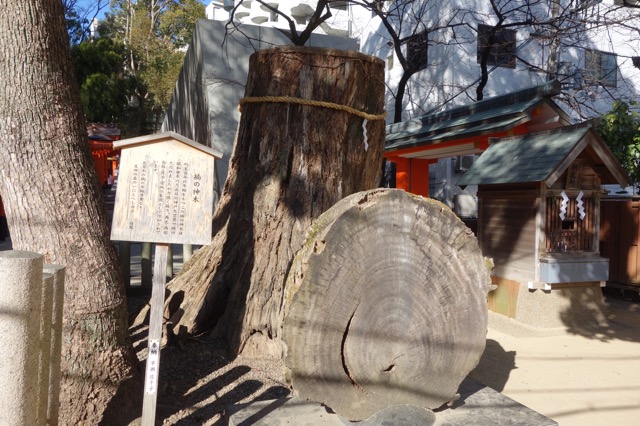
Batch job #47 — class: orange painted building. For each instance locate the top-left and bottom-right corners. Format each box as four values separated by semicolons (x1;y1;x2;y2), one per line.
384;80;569;198
385;81;633;327
87;123;121;187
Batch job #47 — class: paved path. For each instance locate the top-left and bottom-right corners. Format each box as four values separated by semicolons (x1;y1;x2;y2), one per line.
470;297;640;425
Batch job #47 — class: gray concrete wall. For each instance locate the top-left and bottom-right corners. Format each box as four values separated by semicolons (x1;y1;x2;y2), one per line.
162;19;357;201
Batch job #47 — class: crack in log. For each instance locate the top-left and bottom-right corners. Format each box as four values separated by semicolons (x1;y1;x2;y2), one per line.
382;364;396;373
341;307;366;394
382;354;404;374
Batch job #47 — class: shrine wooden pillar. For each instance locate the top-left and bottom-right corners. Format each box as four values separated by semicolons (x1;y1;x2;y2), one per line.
386;156;436;198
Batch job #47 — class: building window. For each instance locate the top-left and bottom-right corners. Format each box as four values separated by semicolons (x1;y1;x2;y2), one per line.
585;50;617;87
387;53;394;70
476;24;516;69
407;31;428;71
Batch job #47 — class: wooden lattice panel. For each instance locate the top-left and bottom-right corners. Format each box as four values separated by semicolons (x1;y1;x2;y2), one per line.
545;194;595;252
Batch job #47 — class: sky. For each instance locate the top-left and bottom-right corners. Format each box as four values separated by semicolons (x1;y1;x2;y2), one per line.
75;0;210;21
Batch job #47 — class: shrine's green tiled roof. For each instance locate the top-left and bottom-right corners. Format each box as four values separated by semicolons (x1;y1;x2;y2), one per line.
385;80;565;152
456;126;589;186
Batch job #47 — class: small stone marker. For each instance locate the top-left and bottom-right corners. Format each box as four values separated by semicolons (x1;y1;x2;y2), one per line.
110;131;221;426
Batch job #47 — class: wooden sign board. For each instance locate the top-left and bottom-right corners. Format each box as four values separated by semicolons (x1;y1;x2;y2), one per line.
110;132;222;245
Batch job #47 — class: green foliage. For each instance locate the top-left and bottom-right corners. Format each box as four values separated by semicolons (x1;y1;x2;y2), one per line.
159;0;206;49
141;49;185;113
75;0;205;135
96;13;120;41
596;100;640;184
73;38;124;82
72;38;131;123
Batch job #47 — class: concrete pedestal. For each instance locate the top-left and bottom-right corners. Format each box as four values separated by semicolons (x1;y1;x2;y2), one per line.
0;250;44;426
36;273;54;426
43;264;65;426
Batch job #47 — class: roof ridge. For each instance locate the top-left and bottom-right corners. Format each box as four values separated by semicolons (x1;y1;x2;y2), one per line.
488;122;591;144
388;80;561;134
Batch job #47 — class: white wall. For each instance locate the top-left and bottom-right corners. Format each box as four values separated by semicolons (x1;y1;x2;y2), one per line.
204;1;639;123
200;1;640;206
354;0;640;122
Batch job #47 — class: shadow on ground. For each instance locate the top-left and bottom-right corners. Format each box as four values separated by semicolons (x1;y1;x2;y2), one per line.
467;339;516;393
561;289;640;343
127;293;290;425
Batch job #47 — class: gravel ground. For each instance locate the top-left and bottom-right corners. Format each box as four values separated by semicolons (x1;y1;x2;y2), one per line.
127;294;291;425
127;288;640;425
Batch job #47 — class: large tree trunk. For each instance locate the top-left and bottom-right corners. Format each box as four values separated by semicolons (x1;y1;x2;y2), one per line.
160;47;386;357
283;189;491;420
0;1;140;424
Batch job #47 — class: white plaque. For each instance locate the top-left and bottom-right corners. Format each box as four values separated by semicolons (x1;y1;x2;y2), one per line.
110;133;221;245
144;339;161;395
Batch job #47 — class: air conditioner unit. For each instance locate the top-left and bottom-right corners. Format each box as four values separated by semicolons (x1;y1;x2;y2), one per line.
455;155;475;172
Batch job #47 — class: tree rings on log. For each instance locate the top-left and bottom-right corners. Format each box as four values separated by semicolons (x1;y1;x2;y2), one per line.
157;46;387;355
283;189;492;420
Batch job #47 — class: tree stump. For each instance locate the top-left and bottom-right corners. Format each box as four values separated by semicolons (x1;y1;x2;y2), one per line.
283;189;492;421
152;47;387;356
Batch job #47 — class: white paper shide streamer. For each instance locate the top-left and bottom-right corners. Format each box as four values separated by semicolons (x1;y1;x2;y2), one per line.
576;191;586;220
559;190;569;221
362;118;369;151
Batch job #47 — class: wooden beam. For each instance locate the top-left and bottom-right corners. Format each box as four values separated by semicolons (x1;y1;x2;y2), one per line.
141;243;168;426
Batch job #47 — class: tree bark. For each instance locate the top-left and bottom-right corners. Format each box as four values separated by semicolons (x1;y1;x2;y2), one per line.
283;189;492;420
0;1;140;424
159;46;386;357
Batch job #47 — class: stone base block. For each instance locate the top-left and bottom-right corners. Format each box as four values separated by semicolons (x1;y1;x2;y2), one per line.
223;377;556;426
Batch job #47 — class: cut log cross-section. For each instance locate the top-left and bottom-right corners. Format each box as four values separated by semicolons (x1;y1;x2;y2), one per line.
154;46;387;357
283;189;492;421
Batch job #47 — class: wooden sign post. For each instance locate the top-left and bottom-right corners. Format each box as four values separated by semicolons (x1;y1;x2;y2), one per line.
110;132;221;425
